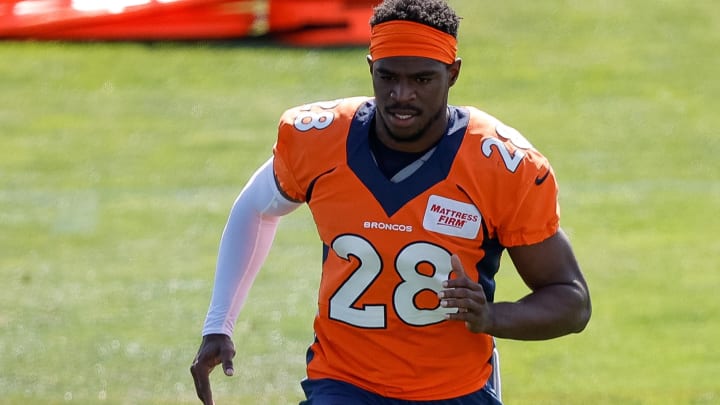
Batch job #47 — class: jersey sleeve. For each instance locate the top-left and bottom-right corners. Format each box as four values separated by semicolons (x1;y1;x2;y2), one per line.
464;112;560;247
497;150;560;247
272;105;311;203
272;97;370;203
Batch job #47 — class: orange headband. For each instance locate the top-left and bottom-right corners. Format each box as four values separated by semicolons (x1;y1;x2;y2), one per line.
369;20;457;64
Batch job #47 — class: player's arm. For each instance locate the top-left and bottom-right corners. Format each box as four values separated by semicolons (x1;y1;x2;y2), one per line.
190;157;301;405
443;126;589;339
442;229;591;340
489;228;591;339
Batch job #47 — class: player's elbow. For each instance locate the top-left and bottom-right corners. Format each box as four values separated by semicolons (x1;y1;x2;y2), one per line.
569;282;592;334
570;304;591;334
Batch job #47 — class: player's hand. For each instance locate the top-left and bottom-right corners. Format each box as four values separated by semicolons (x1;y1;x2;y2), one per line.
190;334;236;405
439;254;493;333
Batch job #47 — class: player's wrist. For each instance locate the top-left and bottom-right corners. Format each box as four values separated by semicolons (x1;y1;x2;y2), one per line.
481;303;498;335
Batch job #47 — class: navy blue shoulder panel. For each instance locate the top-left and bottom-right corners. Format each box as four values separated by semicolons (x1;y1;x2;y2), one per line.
346;101;470;217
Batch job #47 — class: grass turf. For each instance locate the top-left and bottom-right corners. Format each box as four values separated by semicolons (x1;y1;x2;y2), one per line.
1;1;718;403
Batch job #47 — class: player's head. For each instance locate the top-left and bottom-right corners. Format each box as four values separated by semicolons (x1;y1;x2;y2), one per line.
367;0;462;150
369;0;460;38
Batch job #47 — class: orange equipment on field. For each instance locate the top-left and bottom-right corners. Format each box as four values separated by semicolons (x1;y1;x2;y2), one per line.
267;0;376;46
0;0;377;46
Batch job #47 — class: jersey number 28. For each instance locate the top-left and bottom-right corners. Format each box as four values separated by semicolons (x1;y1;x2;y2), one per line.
328;234;456;329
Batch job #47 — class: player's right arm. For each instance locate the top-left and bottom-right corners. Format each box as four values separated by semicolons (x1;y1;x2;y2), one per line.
190;157;301;405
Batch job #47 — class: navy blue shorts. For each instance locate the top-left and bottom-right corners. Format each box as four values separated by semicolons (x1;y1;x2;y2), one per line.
299;378;502;405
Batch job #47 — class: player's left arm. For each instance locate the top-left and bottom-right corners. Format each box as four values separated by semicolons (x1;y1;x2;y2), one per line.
485;128;590;339
442;122;590;339
490;228;591;340
441;229;591;340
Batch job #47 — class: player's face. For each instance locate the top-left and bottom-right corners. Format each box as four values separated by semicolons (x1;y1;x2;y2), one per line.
369;56;461;152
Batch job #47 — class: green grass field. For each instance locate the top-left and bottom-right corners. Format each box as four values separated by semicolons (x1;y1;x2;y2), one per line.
1;1;718;403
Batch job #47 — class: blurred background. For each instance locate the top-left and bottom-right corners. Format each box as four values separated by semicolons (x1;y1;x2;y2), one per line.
0;0;375;46
1;0;718;404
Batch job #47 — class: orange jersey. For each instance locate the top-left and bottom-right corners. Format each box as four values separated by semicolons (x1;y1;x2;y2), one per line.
273;97;559;401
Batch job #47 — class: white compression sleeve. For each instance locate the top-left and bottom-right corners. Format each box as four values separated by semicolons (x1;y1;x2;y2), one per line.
202;157;301;336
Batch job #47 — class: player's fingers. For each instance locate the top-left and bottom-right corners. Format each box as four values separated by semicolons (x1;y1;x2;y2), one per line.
450;254;468;279
443;305;470;320
220;345;236;377
190;361;214;405
443;254;479;290
441;296;480;312
445;258;486;294
443;302;484;332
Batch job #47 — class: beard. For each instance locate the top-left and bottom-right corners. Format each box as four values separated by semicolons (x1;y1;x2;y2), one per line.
380;105;447;144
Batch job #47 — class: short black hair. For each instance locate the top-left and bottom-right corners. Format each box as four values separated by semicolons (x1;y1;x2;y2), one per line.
370;0;461;38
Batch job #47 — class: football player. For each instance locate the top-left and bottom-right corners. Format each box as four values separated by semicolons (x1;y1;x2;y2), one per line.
190;0;591;404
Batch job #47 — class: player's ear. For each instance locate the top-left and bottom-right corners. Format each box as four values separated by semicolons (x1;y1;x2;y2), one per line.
367;55;374;73
448;58;462;87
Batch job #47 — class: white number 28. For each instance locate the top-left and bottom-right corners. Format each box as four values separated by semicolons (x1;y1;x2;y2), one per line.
328;234;456;328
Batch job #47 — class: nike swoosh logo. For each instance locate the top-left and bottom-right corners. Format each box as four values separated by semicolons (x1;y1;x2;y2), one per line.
535;170;551;185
